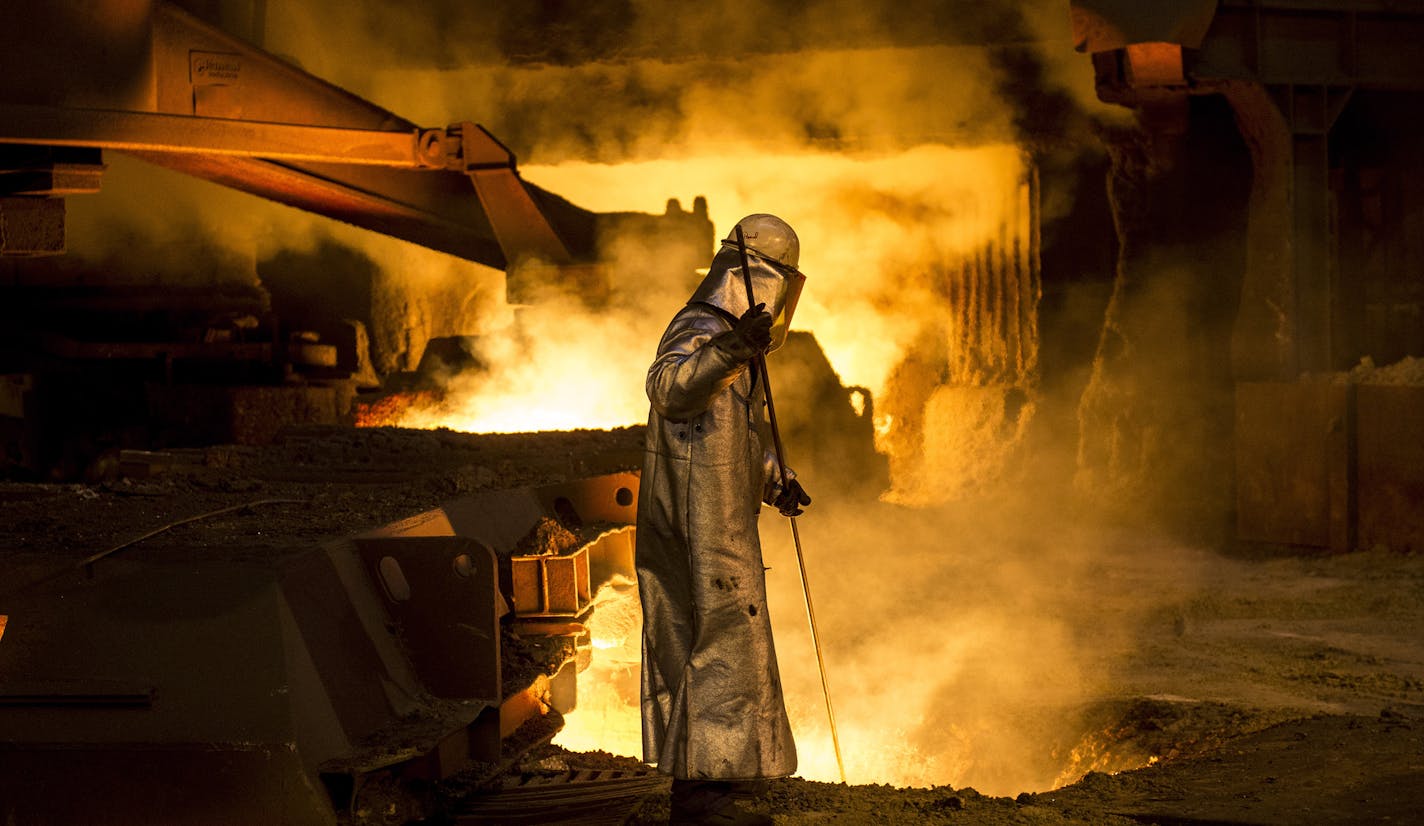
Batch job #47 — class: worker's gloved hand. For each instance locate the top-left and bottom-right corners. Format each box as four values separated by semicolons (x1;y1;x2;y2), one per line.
728;302;773;358
773;478;811;517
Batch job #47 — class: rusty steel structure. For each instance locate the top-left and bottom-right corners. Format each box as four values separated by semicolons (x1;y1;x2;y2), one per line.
1071;0;1424;552
0;1;587;272
0;0;716;478
0;471;641;824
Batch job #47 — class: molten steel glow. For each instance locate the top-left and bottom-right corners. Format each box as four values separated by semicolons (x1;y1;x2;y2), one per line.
353;316;648;433
354;146;1089;792
356;145;1029;439
553;576;644;756
525;146;1030;398
353;390;440;428
1051;722;1163;789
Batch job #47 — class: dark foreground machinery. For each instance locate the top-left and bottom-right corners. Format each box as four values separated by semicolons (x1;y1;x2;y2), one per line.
0;471;658;824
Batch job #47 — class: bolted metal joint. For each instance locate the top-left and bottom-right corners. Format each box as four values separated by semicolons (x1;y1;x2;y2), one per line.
415;128;448;168
441;122;518;172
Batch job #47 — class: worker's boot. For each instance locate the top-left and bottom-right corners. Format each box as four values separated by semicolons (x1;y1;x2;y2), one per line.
669;779;773;826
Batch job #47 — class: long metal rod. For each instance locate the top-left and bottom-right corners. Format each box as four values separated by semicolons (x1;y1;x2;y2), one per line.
734;225;847;785
78;498;307;575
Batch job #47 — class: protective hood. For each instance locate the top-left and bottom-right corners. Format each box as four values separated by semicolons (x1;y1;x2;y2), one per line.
688;245;806;353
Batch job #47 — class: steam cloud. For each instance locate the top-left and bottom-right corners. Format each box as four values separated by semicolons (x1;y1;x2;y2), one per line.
265;0;1122;164
38;0;1216;797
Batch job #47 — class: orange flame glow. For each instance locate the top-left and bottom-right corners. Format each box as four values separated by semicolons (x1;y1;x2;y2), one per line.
553;576;644;756
355;146;1082;793
358;145;1029;439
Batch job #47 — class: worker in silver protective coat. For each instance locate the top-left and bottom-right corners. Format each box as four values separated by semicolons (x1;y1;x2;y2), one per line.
637;214;812;825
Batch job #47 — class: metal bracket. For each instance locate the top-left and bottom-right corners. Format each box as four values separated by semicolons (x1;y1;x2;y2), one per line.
441;121;573;266
1268;84;1355;136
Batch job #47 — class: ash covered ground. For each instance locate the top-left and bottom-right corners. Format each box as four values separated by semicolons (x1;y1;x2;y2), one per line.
2;425;1422;825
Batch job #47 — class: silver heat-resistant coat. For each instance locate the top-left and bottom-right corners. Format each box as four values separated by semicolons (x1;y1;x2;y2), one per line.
636;247;799;780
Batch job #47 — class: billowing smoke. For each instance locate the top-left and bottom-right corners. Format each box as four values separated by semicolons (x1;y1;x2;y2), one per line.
260;1;1127;167
258;0;1118;501
52;153;269;288
54;153;506;375
557;478;1213;795
757;496;1193;794
44;0;1225;797
526;147;1028;389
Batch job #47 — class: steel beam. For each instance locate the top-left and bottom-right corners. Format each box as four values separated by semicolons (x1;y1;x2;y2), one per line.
0;103;434;168
129;150;510;267
448;123;574;266
1292;130;1335;371
0;2;598;269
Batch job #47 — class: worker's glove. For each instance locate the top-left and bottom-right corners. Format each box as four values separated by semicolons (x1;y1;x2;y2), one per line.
772;478;811;517
723;302;773;361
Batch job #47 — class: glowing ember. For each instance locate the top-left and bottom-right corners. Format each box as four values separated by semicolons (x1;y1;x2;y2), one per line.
1052;730;1159;789
353;390;441;428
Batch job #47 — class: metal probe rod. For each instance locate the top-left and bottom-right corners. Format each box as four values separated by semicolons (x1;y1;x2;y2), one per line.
734;225;847;785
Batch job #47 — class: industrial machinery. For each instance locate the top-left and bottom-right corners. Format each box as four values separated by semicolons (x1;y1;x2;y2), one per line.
0;470;651;824
0;0;712;478
1069;0;1424;552
0;2;592;268
0;4;698;821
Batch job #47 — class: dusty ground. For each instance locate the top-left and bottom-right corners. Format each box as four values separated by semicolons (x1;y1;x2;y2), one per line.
3;425;1423;825
619;531;1424;824
1;425;644;587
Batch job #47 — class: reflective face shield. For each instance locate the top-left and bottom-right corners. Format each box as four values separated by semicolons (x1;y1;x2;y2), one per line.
733;244;806;353
767;260;806;353
690;245;807;353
